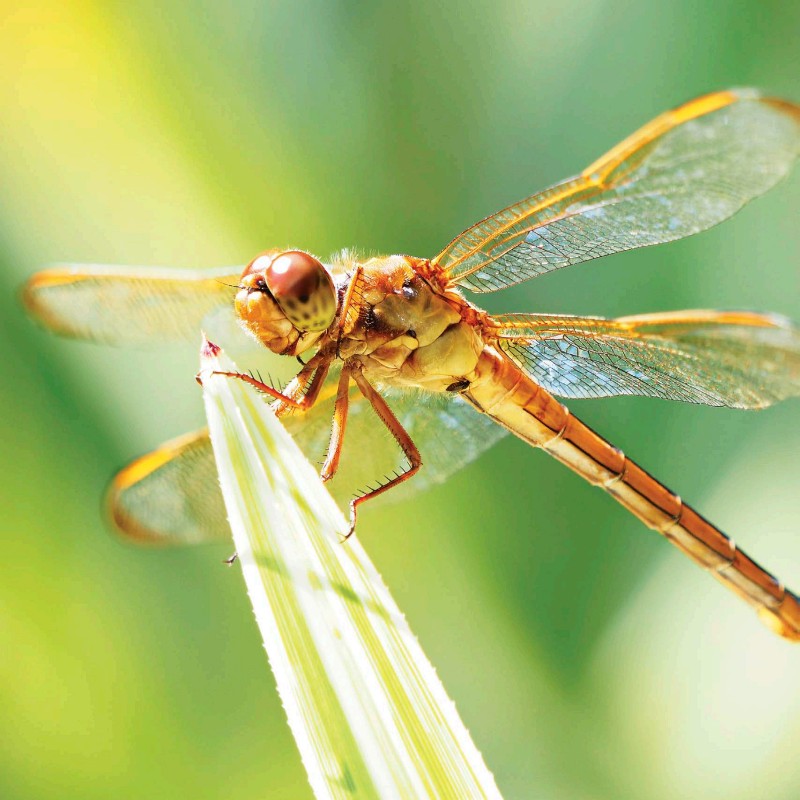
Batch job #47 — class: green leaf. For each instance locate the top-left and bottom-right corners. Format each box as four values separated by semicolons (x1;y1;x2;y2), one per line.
199;340;503;799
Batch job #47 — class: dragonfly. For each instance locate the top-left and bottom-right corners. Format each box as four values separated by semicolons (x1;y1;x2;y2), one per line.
24;88;800;640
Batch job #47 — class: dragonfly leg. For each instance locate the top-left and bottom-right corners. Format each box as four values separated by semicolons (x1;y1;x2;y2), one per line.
344;367;422;539
213;352;331;414
271;354;331;418
320;366;352;483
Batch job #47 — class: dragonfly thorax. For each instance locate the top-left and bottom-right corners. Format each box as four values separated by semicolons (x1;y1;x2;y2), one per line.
340;256;486;392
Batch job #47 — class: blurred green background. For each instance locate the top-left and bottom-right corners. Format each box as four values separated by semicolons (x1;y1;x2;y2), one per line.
2;2;800;798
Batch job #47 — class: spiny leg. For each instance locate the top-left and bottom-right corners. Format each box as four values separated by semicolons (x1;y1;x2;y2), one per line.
345;367;422;539
320;365;352;483
216;351;331;564
213;350;331;415
271;347;340;416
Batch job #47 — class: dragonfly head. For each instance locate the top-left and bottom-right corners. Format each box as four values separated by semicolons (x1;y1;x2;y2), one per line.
236;250;337;355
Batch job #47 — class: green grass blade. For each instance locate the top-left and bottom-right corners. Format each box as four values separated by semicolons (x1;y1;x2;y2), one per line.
199;341;503;799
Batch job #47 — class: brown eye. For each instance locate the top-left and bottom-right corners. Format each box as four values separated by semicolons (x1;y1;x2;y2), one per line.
263;250;336;332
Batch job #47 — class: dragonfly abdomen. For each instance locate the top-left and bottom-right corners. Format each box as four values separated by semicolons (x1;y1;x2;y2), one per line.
463;346;800;640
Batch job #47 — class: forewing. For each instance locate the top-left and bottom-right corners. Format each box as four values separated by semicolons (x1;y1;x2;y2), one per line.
490;310;800;408
23;264;243;344
109;384;505;545
435;90;800;292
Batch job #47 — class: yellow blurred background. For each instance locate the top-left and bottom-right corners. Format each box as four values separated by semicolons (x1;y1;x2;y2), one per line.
2;2;800;798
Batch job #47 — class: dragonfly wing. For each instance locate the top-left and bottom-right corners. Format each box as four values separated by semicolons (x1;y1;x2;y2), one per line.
108;429;230;545
110;384;505;545
490;310;800;408
324;387;508;503
23;263;244;344
435;90;800;292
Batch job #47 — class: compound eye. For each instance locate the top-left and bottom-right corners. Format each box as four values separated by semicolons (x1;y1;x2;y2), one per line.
264;250;337;332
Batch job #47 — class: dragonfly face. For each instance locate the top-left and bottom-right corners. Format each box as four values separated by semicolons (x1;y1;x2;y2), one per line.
235;249;337;356
22;88;800;639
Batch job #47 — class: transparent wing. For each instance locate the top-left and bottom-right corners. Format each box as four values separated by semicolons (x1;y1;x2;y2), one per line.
435;90;800;292
490;310;800;407
107;429;231;545
108;385;505;545
23;264;243;344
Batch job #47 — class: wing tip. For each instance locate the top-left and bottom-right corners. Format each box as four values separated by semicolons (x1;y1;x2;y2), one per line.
21;267;94;337
721;88;800;129
761;96;800;125
105;429;212;546
105;465;169;546
104;485;165;546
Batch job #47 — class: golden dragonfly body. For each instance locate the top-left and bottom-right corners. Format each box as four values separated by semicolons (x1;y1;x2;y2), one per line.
25;89;800;639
